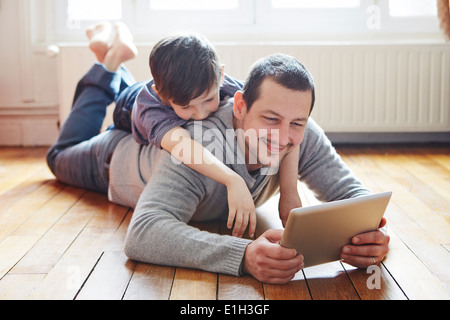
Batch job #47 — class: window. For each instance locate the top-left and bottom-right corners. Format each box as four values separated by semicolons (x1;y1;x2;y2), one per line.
48;0;441;42
53;0;123;36
149;0;239;11
66;0;122;21
272;0;360;9
134;0;253;32
255;0;368;36
380;0;439;34
389;0;437;17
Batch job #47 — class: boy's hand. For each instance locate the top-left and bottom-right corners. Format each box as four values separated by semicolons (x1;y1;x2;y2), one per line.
226;176;256;238
278;191;302;227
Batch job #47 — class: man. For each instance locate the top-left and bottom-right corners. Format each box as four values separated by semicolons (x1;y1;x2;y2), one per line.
47;48;389;284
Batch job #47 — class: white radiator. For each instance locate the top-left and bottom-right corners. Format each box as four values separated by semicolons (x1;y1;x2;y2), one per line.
57;43;450;133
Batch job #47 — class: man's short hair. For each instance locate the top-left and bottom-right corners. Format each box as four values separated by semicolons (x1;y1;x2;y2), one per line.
242;54;315;114
150;34;222;106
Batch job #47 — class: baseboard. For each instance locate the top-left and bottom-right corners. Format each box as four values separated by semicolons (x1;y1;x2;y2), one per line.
0;114;59;147
327;132;450;145
1;115;448;147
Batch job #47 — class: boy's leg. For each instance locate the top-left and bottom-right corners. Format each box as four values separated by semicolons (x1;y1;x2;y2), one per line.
113;80;143;133
86;21;112;63
47;22;138;193
47;63;131;193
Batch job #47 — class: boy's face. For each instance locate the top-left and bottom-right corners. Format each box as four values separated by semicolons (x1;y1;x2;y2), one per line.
169;85;220;121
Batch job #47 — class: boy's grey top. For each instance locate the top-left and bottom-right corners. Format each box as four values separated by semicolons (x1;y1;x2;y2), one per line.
108;100;370;276
131;74;243;148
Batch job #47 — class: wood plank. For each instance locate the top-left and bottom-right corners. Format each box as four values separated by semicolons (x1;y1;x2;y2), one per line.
302;261;360;300
381;230;449;299
170;268;218;300
399;147;450;204
0;273;46;300
123;263;175;300
0;146;448;300
28;192;128;300
105;209;133;251
76;251;136;300
338;146;449;299
216;220;265;300
338;146;450;292
0;185;85;279
103;207;175;300
341;262;407;300
218;275;264;300
378;146;449;225
9;188;98;274
263;272;311;300
0;179;64;242
0;169;56;212
0;148;50;195
169;221;220;300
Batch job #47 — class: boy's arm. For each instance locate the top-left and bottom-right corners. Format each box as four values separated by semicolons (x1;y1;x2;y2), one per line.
161;127;256;238
278;145;302;227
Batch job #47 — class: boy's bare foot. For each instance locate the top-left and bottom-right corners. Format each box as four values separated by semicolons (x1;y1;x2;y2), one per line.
103;22;138;72
86;22;112;63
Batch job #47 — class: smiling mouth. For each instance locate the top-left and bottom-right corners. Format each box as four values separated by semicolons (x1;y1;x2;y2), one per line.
262;139;286;155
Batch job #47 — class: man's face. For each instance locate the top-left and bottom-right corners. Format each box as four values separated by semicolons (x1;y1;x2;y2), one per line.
234;78;312;171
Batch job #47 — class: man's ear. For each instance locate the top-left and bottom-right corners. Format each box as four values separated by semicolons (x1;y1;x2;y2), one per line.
233;91;247;120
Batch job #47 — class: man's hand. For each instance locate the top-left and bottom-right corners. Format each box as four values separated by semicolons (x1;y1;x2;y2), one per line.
340;218;390;268
243;229;304;284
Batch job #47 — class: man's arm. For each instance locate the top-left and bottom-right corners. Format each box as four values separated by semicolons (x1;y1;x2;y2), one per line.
123;155;252;276
278;145;302;227
298;118;371;202
298;119;389;266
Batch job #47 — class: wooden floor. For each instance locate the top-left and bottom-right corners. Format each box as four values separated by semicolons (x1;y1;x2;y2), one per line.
0;145;449;300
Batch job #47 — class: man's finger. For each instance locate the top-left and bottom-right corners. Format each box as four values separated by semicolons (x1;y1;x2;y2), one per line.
341;254;379;268
352;230;388;245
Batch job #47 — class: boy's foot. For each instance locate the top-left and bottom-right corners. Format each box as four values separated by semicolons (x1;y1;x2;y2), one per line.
103;22;138;72
86;22;112;63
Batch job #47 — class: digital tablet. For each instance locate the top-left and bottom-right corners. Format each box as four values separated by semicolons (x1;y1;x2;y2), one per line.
280;192;392;268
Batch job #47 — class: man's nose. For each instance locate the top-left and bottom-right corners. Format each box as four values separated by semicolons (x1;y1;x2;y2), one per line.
277;125;291;147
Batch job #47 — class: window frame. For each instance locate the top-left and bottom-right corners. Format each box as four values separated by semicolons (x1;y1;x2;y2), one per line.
133;0;254;35
43;0;442;44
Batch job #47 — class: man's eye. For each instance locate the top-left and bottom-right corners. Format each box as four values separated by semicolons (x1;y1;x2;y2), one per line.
182;105;190;110
264;117;278;122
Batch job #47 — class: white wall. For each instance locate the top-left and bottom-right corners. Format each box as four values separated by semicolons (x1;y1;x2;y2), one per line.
0;0;449;146
0;0;59;146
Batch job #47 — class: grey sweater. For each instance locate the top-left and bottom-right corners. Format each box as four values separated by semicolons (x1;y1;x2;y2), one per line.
109;100;369;276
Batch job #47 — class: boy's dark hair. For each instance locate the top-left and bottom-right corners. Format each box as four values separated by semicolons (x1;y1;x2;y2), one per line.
150;34;222;106
242;54;315;114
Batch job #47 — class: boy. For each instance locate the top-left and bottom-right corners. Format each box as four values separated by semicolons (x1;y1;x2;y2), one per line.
89;22;302;237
